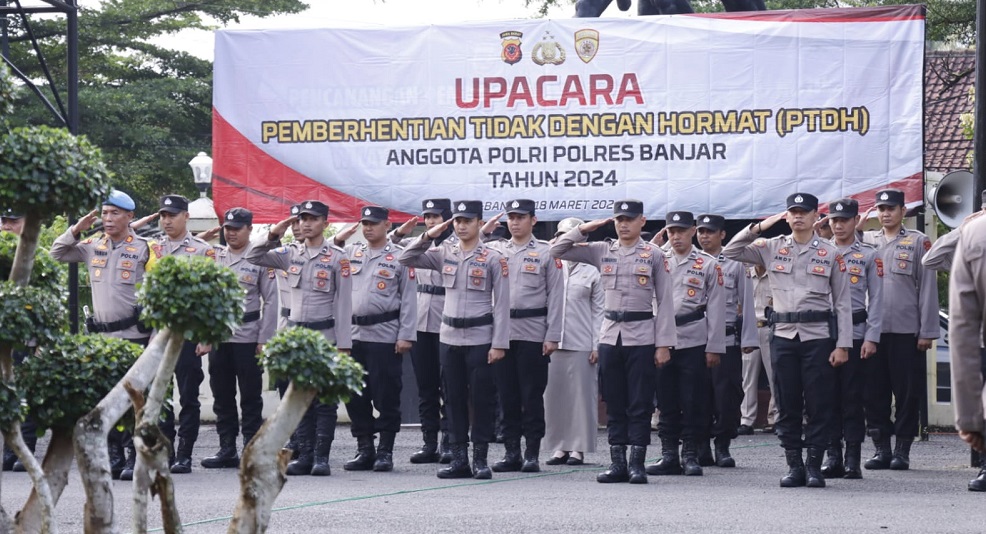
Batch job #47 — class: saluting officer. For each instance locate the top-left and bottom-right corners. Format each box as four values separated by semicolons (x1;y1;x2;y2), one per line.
332;206;417;473
859;189;939;471
723;193;853;489
647;211;726;478
550;200;677;485
198;208;278;470
480;199;564;473
50;190;160;480
696;214;758;468
247;200;352;477
398;200;510;480
818;199;883;480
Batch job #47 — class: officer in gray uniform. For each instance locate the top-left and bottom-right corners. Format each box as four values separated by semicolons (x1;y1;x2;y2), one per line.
481;199;564;473
922;191;986;272
860;188;939;471
337;206;417;473
199;208;278;470
723;192;853;489
398;200;510;480
696;214;758;468
740;264;778;435
51;190;160;480
247;200;352;476
821;199;883;479
551;200;677;485
647;211;726;477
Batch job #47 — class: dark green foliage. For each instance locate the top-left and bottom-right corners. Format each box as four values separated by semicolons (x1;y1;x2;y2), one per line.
0;381;26;432
0;281;67;353
0;233;66;298
17;335;142;433
137;255;243;344
260;327;364;406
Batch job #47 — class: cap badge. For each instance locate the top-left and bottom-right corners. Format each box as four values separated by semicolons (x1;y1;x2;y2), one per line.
164;198;173;206
305;202;313;209
703;217;710;223
364;208;371;216
291;207;299;214
512;201;519;208
672;214;680;221
794;195;803;203
458;203;466;211
836;203;843;211
880;192;889;200
426;201;434;208
621;203;629;210
227;213;234;220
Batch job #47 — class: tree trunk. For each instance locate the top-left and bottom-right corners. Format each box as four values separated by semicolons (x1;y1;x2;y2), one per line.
0;432;13;530
9;212;42;288
227;384;316;534
2;426;57;534
74;329;170;534
16;427;75;534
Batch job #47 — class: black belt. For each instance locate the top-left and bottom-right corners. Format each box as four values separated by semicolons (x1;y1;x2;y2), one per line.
289;318;336;330
852;310;868;325
604;310;653;323
417;284;446;296
510;307;548;319
769;310;833;324
353;309;400;326
442;313;494;328
675;308;706;327
280;307;290;318
726;325;737;336
87;308;149;334
242;310;261;323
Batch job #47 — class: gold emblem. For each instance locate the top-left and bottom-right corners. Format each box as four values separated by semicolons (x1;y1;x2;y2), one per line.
574;29;599;64
500;31;523;65
532;32;565;66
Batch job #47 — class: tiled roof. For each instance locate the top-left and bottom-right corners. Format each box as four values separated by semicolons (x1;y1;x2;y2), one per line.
925;50;976;173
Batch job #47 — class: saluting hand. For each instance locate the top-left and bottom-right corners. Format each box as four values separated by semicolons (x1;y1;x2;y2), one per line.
334;222;360;247
655;347;671;368
481;211;505;235
756;211;787;234
488;348;505;364
578;217;613;234
130;212;160;230
269;216;298;239
197;225;222;242
395;340;412;354
829;347;849;367
394;216;418;237
74;209;100;235
426;218;454;240
856;207;876;231
812;215;830;233
650;227;668;246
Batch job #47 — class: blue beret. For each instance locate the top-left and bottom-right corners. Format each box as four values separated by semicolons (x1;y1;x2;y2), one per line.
103;190;136;211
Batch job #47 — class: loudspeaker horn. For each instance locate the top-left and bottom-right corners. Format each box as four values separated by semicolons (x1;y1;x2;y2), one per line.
929;170;974;228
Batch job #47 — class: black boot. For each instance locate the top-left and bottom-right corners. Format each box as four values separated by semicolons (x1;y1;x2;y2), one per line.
820;443;845;478
890;438;912;470
410;430;440;464
439;432;452;464
437;443;472;479
170;439;195;474
492;438;523;472
681;440;703;476
521;438;540;473
286;435;314;476
714;437;735;468
806;447;826;488
108;440;126;480
472;442;492;479
286;429;300;460
2;448;15;472
597;445;629;483
864;437;892;470
202;435;240;469
646;438;682;476
373;432;396;472
969;462;986;492
780;449;806;488
843;442;863;479
344;435;377;471
310;436;333;476
120;445;137;481
697;439;715;467
628;445;648;484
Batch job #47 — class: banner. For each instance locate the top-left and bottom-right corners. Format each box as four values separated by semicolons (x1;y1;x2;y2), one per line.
212;6;925;222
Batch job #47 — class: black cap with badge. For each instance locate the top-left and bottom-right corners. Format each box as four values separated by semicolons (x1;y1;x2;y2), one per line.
421;198;451;216
298;200;329;218
158;194;190;214
786;193;819;211
452;200;483;220
664;211;695;229
505;199;536;216
223;207;253;228
360;205;389;223
613;199;644;218
874;188;905;207
1;208;23;220
827;198;859;218
696;214;725;231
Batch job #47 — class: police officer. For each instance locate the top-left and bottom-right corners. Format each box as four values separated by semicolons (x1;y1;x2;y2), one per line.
154;194;214;474
398;200;510;480
273;204;302;457
50;190;160;480
723;193;852;488
331;206;416;472
696;214;758;468
820;199;883;479
740;264;778;435
550;200;677;485
1;208;25;235
197;208;277;470
647;211;725;477
480;200;564;473
247;200;352;476
922;191;986;272
859;188;939;470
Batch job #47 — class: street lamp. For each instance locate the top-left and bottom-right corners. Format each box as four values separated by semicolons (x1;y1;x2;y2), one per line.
189;151;213;197
186;152;219;236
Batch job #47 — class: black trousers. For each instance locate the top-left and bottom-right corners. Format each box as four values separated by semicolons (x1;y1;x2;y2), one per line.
296;400;338;442
771;335;836;451
599;337;656;447
209;342;264;445
656;345;711;442
494;339;550;443
863;333;923;440
411;331;447;434
440;343;496;445
346;340;403;436
710;344;744;441
830;338;865;445
161;340;204;451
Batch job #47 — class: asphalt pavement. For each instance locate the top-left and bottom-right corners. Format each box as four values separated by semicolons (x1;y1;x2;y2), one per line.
2;426;983;533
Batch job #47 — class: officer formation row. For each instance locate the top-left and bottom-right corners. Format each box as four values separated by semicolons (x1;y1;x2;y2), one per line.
1;186;981;492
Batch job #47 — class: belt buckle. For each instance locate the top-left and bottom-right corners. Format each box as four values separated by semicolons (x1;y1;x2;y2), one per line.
611;311;624;322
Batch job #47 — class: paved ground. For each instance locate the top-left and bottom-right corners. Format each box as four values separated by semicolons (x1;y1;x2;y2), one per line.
2;426;983;533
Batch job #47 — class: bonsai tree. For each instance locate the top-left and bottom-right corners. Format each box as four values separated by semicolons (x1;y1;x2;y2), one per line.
228;327;363;533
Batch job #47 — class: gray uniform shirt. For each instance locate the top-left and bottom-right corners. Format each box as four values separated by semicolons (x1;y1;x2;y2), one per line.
922;228;961;272
399;235;510;349
748;266;773;323
345;242;417;343
160;230;213;259
717;254;758;348
51;229;157;339
862;228;939;339
275;268;291;331
723;227;853;348
549;228;677;348
214;244;278;345
833;239;883;343
667;247;728;353
483;237;564;344
390;232;459;334
558;261;604;352
246;238;353;350
948;215;986;433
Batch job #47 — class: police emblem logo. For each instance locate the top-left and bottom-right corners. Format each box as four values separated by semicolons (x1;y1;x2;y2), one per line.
688;277;701;286
426;200;435;208
364;208;371;216
125;246;137;252
774;264;785;271
500;31;523;65
458;203;467;211
852;253;864;259
472;278;482;286
316;270;329;279
703;217;710;223
603;265;614;274
532;32;565;66
778;247;789;256
121;270;131;280
640;253;650;258
686;287;696;296
122;260;134;269
574;29;599;64
621;203;629;210
471;268;484;277
512;201;520;208
317;279;326;288
291;206;299;215
525;264;536;272
794;195;803;203
94;268;102;278
898;261;907;269
164;198;173;206
227;213;234;220
377;281;387;290
817;248;828;257
695;257;704;264
880;192;889;200
641;276;650;286
445;265;456;273
379;269;392;277
812;266;825;274
836;203;843;211
849;266;862;275
850;275;859;284
321;255;332;262
672;214;680;221
305;202;313;209
385;254;395;261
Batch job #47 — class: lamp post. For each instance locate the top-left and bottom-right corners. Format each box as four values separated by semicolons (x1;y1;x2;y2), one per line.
186;152;219;237
189;151;214;198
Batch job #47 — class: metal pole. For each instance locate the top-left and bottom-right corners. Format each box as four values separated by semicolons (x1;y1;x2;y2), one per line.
67;0;79;333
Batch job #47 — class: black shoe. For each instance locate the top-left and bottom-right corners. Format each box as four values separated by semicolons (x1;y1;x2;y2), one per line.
682;440;703;476
344;435;377;471
628;445;648;484
311;437;333;476
969;465;986;492
843;442;863;479
780;449;806;488
736;425;754;436
202;437;240;469
439;432;453;464
714;438;735;468
437;444;472;479
286;436;314;476
410;430;440;464
820;444;845;479
546;452;570;465
806;448;826;488
373;432;396;472
521;440;540;473
170;456;193;474
864;438;892;470
566;453;584;466
646;438;682;476
472;443;492;480
597;445;629;483
492;439;523;472
697;440;715;467
889;438;912;471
